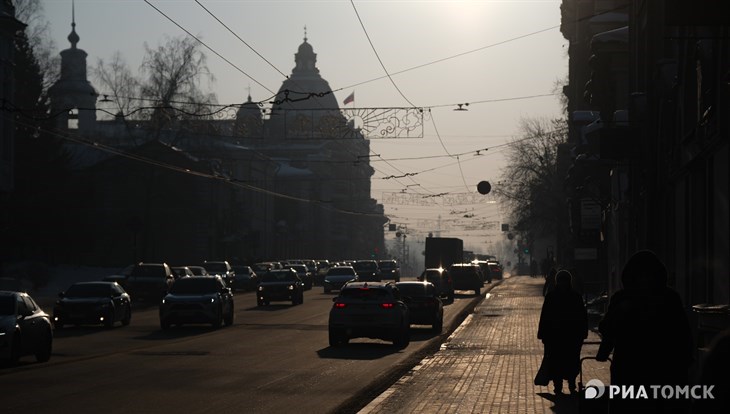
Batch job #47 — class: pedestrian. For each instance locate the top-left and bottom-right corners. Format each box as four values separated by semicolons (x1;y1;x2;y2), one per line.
543;267;557;296
596;250;693;413
530;258;538;278
537;269;588;396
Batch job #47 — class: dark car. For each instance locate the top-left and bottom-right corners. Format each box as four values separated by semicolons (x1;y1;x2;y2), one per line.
284;264;312;290
352;260;382;282
53;281;132;329
396;281;444;332
418;268;455;303
187;266;210;277
231;265;258;291
171;266;194;280
486;261;503;280
159;276;234;329
256;269;304;306
203;260;235;287
449;264;483;296
125;262;175;301
378;260;401;282
0;290;53;364
323;266;358;293
328;281;410;348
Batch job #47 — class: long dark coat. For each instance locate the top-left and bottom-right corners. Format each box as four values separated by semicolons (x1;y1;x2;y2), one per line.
538;285;588;380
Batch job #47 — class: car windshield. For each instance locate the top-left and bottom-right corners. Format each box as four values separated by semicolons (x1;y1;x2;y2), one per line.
233;267;251;275
378;261;396;270
65;284;111;297
340;287;389;300
262;272;297;282
0;296;14;315
188;267;207;276
328;267;355;276
169;278;220;294
204;263;228;272
451;267;476;276
353;262;377;271
287;265;306;272
397;284;432;297
131;265;166;277
252;264;270;272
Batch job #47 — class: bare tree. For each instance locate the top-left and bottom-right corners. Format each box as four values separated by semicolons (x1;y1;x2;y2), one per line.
498;117;568;240
139;35;216;126
93;52;141;120
14;0;59;93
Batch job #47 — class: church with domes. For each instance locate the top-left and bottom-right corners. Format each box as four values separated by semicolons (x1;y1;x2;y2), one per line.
45;18;386;266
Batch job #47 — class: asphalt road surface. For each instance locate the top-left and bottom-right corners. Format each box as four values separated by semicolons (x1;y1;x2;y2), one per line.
0;283;488;414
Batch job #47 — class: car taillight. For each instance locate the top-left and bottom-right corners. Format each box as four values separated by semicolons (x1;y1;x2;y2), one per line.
333;302;346;309
381;303;395;309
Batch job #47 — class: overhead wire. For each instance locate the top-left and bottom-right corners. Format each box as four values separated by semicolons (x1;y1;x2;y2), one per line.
349;0;417;108
142;0;275;95
193;0;289;80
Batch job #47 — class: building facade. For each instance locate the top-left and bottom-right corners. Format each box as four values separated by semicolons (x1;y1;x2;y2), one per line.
44;20;386;266
560;0;729;348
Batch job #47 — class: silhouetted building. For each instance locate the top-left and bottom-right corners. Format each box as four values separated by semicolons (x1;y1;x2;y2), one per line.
44;16;385;265
560;0;729;357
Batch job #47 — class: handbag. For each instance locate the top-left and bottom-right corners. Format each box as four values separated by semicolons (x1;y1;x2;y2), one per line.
534;354;550;386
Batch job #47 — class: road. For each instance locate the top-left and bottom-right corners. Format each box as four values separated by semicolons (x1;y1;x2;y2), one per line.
0;282;490;414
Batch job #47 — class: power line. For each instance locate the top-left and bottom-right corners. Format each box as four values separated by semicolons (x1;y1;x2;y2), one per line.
349;0;417;108
194;0;288;80
142;0;275;95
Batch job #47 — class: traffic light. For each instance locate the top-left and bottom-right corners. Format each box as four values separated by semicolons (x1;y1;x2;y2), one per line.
523;247;530;254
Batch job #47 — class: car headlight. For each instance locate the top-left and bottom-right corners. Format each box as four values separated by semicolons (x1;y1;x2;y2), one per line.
210;297;216;303
288;285;294;290
258;285;264;291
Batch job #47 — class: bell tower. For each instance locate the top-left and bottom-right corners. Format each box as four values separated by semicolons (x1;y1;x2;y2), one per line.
48;1;97;132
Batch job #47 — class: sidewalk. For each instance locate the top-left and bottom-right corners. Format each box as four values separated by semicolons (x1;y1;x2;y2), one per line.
360;275;610;414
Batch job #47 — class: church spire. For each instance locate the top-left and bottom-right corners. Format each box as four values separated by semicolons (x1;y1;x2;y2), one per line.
67;0;79;48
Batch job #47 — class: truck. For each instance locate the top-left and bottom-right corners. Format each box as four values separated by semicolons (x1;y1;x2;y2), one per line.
424;237;464;269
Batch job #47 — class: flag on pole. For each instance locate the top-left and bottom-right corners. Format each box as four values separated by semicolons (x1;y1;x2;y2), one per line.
343;91;355;105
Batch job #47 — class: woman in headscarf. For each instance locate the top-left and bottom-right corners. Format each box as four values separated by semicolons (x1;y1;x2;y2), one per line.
597;250;693;412
538;269;588;395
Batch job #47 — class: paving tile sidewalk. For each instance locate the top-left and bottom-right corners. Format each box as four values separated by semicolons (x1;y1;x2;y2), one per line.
360;275;611;414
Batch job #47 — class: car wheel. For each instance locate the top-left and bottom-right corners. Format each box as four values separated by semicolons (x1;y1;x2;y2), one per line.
475;287;481;296
9;333;21;365
104;309;115;329
432;315;443;333
257;299;265;307
35;330;52;363
121;305;132;326
328;328;347;347
393;327;410;349
212;307;223;329
160;319;171;330
224;303;234;326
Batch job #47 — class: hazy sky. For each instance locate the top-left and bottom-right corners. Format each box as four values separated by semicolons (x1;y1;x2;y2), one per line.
40;0;567;253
